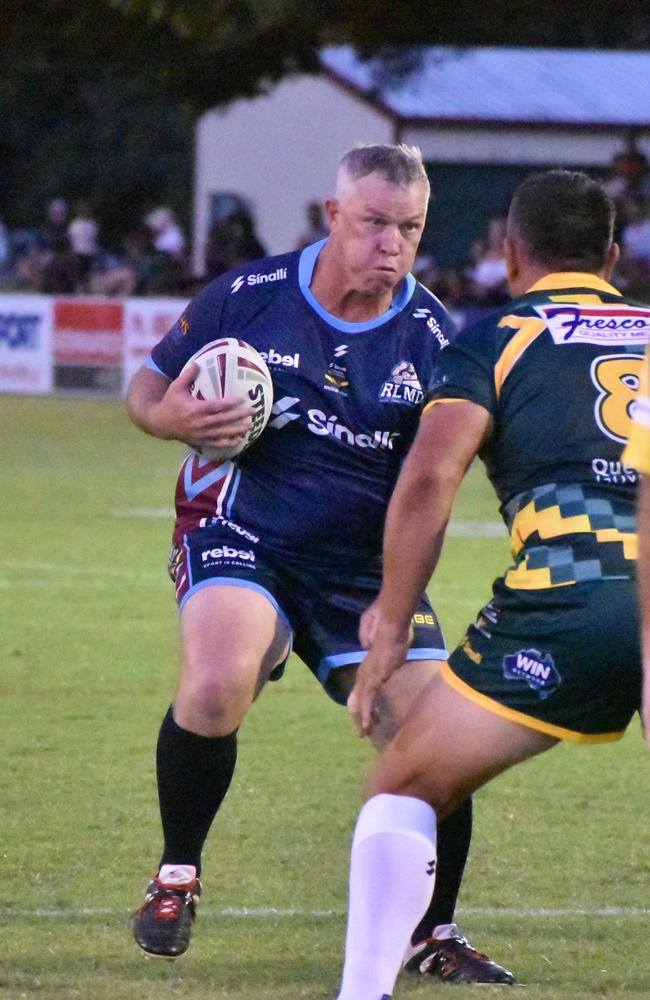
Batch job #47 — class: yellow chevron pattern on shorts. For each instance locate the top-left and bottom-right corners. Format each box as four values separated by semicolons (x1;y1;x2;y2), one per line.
505;561;556;590
504;484;637;589
511;502;637;559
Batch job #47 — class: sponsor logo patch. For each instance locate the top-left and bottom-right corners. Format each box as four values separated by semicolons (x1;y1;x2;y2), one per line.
379;361;423;405
268;395;301;429
307;409;400;450
230;268;288;294
592;457;637;484
259;347;300;368
0;313;40;349
201;545;256;566
502;648;561;699
412;612;437;626
461;637;483;665
536;304;650;346
412;306;450;348
268;397;400;450
322;345;350;395
198;516;260;543
323;362;349;394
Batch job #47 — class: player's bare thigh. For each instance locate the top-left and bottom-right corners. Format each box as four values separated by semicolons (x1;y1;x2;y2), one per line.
333;659;441;750
176;584;291;736
366;670;558;818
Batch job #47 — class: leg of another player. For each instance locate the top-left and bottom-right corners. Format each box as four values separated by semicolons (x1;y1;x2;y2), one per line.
337;672;556;1000
370;661;497;983
133;584;290;959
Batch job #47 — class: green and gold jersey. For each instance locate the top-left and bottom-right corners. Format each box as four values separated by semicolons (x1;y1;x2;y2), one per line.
623;345;650;475
425;273;650;589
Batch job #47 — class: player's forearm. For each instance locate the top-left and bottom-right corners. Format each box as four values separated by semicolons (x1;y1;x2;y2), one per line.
126;366;176;440
377;463;458;637
376;400;491;638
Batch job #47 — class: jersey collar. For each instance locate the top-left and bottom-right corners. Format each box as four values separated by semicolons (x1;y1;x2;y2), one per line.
298;238;416;333
526;272;622;297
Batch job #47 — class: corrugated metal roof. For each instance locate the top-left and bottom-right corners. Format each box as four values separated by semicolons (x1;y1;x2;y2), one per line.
319;46;650;127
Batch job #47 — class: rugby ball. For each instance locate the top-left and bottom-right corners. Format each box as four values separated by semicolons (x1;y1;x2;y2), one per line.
182;338;273;461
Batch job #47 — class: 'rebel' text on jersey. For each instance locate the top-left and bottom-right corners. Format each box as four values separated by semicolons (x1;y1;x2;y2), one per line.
147;239;455;570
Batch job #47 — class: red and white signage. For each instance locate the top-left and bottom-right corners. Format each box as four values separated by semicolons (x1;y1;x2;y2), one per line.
54;299;124;366
0;294;53;394
123;297;188;393
0;293;190;396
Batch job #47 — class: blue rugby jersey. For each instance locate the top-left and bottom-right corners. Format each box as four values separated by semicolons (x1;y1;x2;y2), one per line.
148;240;455;570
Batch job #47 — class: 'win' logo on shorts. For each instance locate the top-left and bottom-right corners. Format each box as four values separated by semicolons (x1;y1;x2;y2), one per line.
502;648;561;699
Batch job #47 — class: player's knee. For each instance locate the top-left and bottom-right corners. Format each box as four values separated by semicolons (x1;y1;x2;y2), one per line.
365;758;457;816
176;659;257;733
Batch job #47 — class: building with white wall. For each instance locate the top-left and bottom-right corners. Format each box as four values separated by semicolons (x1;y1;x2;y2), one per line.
194;46;650;272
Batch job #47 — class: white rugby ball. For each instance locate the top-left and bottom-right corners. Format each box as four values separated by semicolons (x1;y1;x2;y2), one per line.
182;337;273;461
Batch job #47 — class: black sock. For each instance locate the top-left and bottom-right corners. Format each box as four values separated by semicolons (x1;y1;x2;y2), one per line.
156;705;238;875
411;796;473;943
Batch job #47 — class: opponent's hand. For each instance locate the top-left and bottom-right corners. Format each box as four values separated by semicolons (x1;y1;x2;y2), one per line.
348;629;410;737
153;364;254;448
359;598;381;649
359;599;414;649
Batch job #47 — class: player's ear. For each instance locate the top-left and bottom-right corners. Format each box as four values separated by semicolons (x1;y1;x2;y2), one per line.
602;242;620;281
324;198;339;231
504;236;519;289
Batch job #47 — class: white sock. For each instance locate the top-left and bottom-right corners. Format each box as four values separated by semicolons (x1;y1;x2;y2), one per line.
336;793;437;1000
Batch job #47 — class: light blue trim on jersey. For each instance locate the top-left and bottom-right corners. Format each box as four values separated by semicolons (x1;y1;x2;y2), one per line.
225;467;242;519
183;534;193;592
179;577;294;640
298;239;417;333
316;645;448;684
146;356;170;378
183;456;233;502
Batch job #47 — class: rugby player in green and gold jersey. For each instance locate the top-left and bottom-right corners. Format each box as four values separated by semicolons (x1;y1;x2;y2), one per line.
334;169;650;1000
624;349;650;750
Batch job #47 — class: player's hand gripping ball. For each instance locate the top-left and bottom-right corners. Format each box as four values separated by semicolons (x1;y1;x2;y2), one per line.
182;338;273;461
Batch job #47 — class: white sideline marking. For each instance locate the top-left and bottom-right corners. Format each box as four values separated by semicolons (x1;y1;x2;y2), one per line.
447;520;506;538
111;508;508;540
0;560;163;582
3;905;649;920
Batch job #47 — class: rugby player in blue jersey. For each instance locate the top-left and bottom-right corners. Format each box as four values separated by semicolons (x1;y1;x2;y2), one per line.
127;144;512;984
338;169;648;999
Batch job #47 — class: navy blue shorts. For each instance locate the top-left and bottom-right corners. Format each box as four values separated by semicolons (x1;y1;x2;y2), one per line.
169;519;447;705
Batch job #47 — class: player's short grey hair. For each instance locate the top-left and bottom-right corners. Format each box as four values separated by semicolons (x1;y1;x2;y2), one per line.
338;144;429;190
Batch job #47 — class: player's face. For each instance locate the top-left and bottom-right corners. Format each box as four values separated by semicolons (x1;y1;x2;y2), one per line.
326;173;429;296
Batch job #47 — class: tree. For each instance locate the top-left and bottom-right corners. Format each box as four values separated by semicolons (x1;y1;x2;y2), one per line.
1;0;648;242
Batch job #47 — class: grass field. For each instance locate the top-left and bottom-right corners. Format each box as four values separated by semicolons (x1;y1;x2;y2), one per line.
2;393;649;1000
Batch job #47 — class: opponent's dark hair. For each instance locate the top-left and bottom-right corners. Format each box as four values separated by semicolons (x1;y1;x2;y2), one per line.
339;143;429;189
508;169;615;272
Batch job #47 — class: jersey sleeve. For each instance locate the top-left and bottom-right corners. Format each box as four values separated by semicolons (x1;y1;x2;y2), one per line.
422;320;497;416
148;276;230;380
623;345;650;474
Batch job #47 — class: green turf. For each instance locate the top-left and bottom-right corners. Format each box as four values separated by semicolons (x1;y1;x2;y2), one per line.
1;394;649;998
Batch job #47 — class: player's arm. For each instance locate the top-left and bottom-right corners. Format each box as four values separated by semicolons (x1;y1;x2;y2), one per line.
350;399;492;736
637;476;650;750
126;363;253;450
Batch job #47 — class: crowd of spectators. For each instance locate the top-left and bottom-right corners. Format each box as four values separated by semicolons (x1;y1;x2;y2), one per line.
0;198;193;299
603;141;650;302
1;147;649;319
